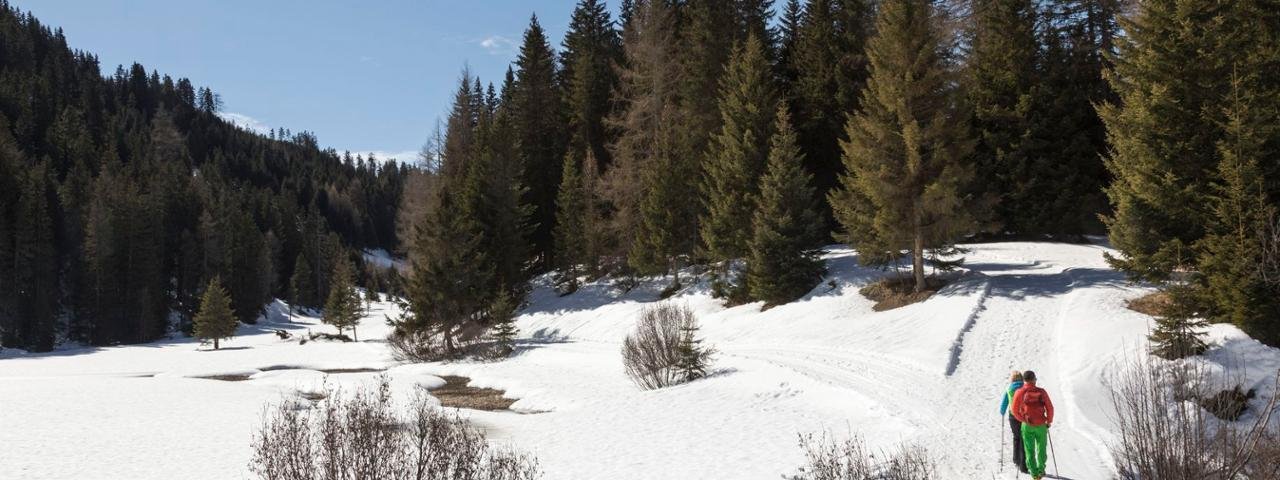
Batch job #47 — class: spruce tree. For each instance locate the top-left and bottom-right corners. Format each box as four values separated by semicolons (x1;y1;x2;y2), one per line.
13;168;58;351
290;253;316;309
966;0;1037;234
511;15;566;271
700;33;779;264
561;0;622;169
1149;284;1209;360
749;107;826;306
829;0;975;293
674;315;714;382
489;289;519;357
677;0;739;161
1196;76;1280;346
323;255;362;340
193;277;237;350
554;149;590;293
790;0;875;230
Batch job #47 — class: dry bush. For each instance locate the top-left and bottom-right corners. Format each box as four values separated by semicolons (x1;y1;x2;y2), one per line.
1127;290;1174;317
250;378;539;480
860;277;948;311
786;433;936;480
621;303;691;390
1107;356;1280;480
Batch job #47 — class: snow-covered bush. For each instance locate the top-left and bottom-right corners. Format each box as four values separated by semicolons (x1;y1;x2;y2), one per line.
250;378;539;480
621;303;714;390
786;433;936;480
1107;356;1280;480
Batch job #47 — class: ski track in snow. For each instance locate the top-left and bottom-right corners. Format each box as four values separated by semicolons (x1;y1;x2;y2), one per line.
4;242;1278;480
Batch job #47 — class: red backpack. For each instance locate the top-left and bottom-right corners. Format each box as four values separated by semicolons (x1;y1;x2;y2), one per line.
1020;386;1049;425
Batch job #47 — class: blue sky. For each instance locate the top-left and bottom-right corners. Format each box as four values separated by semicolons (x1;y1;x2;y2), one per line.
21;1;606;164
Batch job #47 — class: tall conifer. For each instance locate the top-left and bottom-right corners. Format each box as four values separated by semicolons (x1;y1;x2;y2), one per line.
829;0;975;293
193;276;237;350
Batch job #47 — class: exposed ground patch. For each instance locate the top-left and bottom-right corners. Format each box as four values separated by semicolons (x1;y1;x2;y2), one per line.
860;276;950;311
429;376;516;411
1126;290;1171;316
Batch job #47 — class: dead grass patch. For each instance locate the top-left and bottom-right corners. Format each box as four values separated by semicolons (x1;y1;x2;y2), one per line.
1127;291;1173;317
860;276;949;311
430;376;516;411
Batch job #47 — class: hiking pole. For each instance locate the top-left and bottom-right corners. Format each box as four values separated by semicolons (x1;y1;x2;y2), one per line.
1048;429;1059;478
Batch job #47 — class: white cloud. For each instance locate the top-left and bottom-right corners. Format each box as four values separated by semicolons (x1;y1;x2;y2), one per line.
351;150;421;166
478;35;514;55
217;112;271;134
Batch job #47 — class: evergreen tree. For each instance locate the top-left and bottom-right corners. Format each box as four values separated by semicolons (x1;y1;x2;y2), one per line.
674;315;714;382
790;0;875;230
1148;284;1209;360
12;167;58;351
678;0;740;162
193;277;237;350
700;33;779;263
511;15;566;271
323;255;362;340
489;289;519;357
748;108;826;306
965;0;1037;234
561;0;622;170
829;0;976;293
554;149;590;293
1099;0;1262;282
474;95;532;297
1196;75;1280;346
290;253;316;309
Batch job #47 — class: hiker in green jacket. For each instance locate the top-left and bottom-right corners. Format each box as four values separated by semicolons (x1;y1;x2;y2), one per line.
999;370;1028;473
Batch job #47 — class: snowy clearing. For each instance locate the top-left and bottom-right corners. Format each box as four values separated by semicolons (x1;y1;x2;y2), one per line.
2;241;1278;479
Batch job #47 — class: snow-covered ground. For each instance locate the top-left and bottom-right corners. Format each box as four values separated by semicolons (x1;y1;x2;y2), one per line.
3;241;1278;479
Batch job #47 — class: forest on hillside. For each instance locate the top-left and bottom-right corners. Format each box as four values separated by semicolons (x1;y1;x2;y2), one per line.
2;0;1278;356
0;1;407;351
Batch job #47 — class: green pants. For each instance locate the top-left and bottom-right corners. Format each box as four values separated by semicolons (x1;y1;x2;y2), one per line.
1021;423;1048;477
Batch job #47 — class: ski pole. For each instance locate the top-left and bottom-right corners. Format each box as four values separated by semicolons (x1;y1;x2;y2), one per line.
1048;428;1059;477
1000;416;1005;472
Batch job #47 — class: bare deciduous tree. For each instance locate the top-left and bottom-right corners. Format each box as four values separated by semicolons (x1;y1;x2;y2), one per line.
786;432;936;480
621;303;692;390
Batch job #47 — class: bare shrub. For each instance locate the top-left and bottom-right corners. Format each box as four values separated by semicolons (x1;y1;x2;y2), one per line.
786;432;936;480
250;377;539;480
621;303;701;390
1107;355;1280;480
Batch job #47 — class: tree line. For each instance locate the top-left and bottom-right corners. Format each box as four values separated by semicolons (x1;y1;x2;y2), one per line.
398;0;1280;356
0;1;408;352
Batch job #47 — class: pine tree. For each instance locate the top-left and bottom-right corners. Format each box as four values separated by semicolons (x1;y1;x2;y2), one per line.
193;277;237;350
829;0;976;293
678;0;739;161
1196;74;1280;346
1099;0;1257;282
511;15;566;271
966;0;1037;234
700;33;779;263
474;94;532;297
1149;284;1209;360
489;289;519;357
561;0;622;170
674;315;714;382
323;255;362;340
290;253;316;309
12;167;58;351
749;107;826;306
554;149;590;293
790;0;875;230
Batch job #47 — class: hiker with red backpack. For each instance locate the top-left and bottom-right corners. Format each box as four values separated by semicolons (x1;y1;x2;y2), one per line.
1011;370;1055;480
999;370;1029;474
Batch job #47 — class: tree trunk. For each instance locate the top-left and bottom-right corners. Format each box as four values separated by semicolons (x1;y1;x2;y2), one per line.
353;326;358;342
213;338;219;350
913;217;926;293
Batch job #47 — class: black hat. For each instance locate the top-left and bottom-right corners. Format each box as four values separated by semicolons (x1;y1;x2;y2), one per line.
1023;370;1037;382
